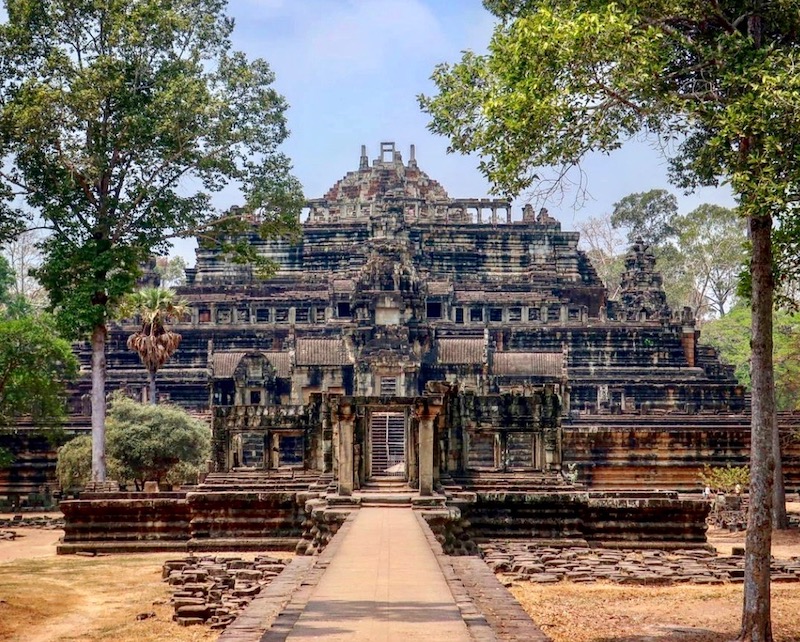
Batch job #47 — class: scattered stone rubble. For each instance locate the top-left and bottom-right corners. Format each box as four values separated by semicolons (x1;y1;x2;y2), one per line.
708;494;747;531
0;514;64;529
481;542;800;586
162;555;289;628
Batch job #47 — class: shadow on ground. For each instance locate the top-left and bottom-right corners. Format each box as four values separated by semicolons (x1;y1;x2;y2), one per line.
596;625;733;642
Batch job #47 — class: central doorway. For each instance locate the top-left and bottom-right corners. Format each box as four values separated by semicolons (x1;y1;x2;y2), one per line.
370;411;405;477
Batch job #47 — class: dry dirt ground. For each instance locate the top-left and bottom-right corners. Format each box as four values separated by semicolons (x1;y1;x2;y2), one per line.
3;512;800;641
0;527;217;642
509;524;800;642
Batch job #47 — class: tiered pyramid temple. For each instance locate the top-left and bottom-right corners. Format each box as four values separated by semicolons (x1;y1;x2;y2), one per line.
87;141;774;490
44;141;800;553
9;142;800;516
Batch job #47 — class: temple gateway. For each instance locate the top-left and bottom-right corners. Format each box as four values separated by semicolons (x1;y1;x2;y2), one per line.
88;141;775;495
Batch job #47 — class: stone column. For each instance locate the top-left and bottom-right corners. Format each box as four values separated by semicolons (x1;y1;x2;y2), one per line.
322;396;333;473
415;399;442;496
336;400;355;497
681;326;696;367
506;208;512;224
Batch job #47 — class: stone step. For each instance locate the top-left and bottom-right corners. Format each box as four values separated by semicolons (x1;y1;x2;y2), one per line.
361;484;416;494
358;493;414;506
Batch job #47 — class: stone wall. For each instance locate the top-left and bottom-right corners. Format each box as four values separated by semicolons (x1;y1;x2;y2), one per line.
59;492;190;553
58;489;313;554
563;413;800;490
458;491;709;547
187;490;308;550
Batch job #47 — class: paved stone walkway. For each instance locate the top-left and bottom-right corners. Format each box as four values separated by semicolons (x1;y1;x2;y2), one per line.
283;507;473;641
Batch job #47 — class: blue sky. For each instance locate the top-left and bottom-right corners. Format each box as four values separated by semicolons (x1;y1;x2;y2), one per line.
3;0;737;262
207;1;735;248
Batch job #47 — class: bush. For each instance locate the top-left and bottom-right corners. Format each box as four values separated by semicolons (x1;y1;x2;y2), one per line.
699;464;750;493
55;396;210;490
56;435;92;490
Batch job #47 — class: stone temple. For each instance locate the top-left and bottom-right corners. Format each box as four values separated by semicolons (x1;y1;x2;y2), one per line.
11;142;800;551
73;142;796;490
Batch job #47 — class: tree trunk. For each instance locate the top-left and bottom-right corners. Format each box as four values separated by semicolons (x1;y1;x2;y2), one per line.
148;369;157;406
773;408;789;529
736;212;774;642
90;324;107;482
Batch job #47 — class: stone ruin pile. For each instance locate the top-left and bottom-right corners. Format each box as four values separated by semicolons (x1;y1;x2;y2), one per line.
482;542;800;586
0;514;64;529
708;494;748;531
163;555;289;628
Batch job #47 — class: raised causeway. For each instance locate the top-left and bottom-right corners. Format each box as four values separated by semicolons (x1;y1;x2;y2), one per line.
218;506;550;642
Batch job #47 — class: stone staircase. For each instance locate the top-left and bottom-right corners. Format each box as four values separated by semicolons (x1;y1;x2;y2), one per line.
356;477;415;507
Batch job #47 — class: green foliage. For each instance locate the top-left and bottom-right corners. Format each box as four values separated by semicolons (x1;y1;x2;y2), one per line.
675;204;746;317
0;255;14;308
120;287;187;403
0;0;304;339
420;3;800;221
612;190;678;247
55;434;92;490
106;395;210;487
700;464;750;494
701;305;800;411
422;2;799;630
55;396;211;489
0;314;78;426
0;446;13;470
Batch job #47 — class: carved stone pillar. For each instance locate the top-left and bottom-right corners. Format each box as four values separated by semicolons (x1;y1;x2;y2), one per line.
336;400;355;496
414;398;442;496
322;395;333;473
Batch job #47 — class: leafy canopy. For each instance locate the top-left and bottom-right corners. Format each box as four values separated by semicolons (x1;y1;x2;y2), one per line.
0;0;304;337
106;394;210;486
420;1;800;219
612;190;678;248
55;434;92;491
700;464;750;494
703;304;800;411
0;314;78;427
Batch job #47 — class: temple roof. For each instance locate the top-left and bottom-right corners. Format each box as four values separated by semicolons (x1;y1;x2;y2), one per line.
211;351;292;378
491;352;565;377
305;142;509;225
437;338;486;364
295;339;352;366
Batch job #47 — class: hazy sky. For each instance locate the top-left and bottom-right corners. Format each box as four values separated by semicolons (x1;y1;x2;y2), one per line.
176;1;738;260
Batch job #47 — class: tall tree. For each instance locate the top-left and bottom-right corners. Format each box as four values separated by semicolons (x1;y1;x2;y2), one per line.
0;0;303;482
57;395;210;490
611;189;679;247
3;229;47;309
121;287;187;406
421;2;800;638
155;256;187;288
576;214;626;299
676;204;746;318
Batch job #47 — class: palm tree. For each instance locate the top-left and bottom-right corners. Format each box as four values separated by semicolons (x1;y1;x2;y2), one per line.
122;287;188;405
